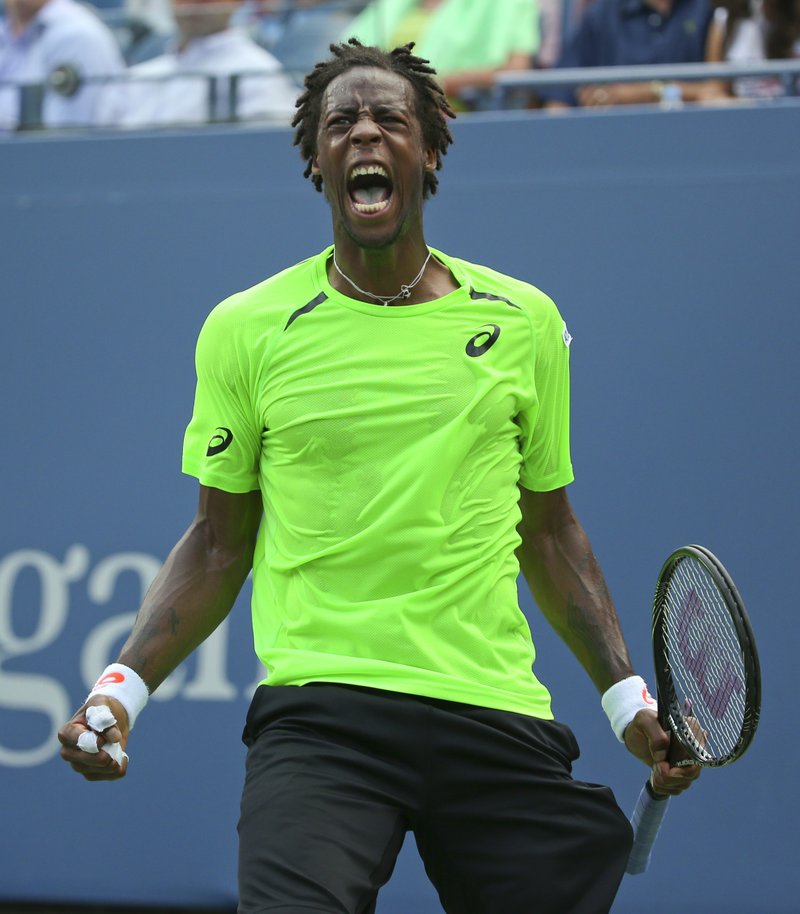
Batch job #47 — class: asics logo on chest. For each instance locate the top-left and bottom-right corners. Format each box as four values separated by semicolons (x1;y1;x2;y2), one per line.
466;324;501;358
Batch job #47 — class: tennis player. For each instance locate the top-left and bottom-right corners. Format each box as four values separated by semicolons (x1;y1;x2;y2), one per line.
58;39;699;914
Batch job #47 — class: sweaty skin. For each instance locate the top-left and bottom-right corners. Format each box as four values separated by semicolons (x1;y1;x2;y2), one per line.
515;485;700;795
312;68;458;303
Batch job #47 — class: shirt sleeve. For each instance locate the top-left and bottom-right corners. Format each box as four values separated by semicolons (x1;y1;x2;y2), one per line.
517;296;574;492
508;0;540;56
181;302;262;493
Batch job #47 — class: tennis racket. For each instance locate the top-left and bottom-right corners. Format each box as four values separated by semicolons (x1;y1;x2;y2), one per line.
626;544;761;875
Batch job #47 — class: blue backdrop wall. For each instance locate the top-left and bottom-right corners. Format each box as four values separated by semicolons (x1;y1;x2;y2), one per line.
1;102;798;913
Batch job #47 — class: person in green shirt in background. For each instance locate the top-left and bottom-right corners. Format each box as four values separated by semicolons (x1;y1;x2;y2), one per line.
345;0;540;106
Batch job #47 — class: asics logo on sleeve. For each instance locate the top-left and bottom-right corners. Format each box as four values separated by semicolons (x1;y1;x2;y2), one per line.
206;427;233;456
466;324;501;357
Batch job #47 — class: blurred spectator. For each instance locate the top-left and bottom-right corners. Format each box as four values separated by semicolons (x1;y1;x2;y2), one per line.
536;0;566;68
267;1;363;84
109;0;175;67
542;0;726;107
345;0;540;108
0;0;124;129
109;14;172;66
126;0;175;33
103;0;298;126
706;0;800;96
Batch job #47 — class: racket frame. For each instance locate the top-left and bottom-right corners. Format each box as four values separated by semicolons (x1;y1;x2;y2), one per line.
651;544;761;768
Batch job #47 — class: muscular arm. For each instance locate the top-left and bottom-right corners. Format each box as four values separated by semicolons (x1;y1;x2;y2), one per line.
58;485;262;779
118;485;262;692
517;485;700;793
515;485;633;693
441;51;532;101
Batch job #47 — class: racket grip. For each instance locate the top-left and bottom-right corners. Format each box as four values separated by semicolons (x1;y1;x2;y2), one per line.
626;780;670;875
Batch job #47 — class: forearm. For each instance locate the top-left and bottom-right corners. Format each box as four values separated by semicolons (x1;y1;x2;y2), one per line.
677;79;731;101
443;52;531;98
578;79;732;107
516;497;633;692
442;68;497;95
118;513;255;692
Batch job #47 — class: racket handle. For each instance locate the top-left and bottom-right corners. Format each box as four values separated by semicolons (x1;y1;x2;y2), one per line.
626;780;670;875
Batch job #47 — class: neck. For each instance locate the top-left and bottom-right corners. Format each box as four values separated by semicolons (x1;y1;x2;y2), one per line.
9;0;48;35
328;234;459;307
334;248;433;306
329;234;433;304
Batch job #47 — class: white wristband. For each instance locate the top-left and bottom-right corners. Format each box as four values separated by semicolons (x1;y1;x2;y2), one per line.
601;675;657;742
87;663;149;730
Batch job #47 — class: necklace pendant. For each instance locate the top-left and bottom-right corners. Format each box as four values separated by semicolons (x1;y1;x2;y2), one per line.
331;248;432;307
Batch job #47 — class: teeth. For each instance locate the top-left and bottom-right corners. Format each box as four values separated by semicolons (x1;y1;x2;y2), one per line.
350;165;388;180
353;199;390;213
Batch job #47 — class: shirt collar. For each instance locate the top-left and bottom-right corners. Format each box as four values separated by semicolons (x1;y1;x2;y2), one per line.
174;27;242;63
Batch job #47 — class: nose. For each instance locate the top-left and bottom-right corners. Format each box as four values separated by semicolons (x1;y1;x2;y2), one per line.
350;113;381;146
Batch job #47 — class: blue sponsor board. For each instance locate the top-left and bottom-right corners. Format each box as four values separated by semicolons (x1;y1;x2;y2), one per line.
2;105;798;912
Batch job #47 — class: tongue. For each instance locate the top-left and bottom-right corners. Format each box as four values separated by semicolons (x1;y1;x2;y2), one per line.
352;185;390;205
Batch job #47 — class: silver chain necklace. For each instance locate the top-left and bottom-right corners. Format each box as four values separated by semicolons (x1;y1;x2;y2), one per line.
332;248;433;306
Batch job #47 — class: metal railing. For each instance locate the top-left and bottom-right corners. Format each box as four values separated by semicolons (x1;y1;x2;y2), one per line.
2;59;800;134
0;69;294;131
492;59;800;106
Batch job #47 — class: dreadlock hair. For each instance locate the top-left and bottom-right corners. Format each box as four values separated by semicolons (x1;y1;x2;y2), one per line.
292;38;456;199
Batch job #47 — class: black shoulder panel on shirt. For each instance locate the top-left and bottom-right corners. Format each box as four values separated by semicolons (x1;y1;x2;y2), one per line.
284;292;328;330
469;288;522;310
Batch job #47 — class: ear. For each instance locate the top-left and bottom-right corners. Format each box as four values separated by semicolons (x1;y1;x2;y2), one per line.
310;155;321;176
423;147;436;172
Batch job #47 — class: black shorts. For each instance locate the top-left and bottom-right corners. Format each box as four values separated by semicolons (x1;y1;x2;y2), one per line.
238;683;632;914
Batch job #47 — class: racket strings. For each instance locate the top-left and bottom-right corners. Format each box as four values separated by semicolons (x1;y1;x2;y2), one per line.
662;558;747;762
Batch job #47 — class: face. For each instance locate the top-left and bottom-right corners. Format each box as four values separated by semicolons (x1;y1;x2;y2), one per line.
311;67;437;250
173;0;234;40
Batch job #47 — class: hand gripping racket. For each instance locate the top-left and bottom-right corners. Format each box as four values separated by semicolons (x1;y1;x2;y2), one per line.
626;544;761;875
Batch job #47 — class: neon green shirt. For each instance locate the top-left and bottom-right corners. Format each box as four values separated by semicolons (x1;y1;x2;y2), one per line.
345;0;540;76
182;247;573;718
389;10;433;50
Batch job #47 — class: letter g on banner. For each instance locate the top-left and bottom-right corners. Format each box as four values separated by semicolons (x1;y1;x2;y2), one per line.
0;547;89;766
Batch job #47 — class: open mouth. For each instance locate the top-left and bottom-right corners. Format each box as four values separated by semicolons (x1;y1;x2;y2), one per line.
347;165;393;215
